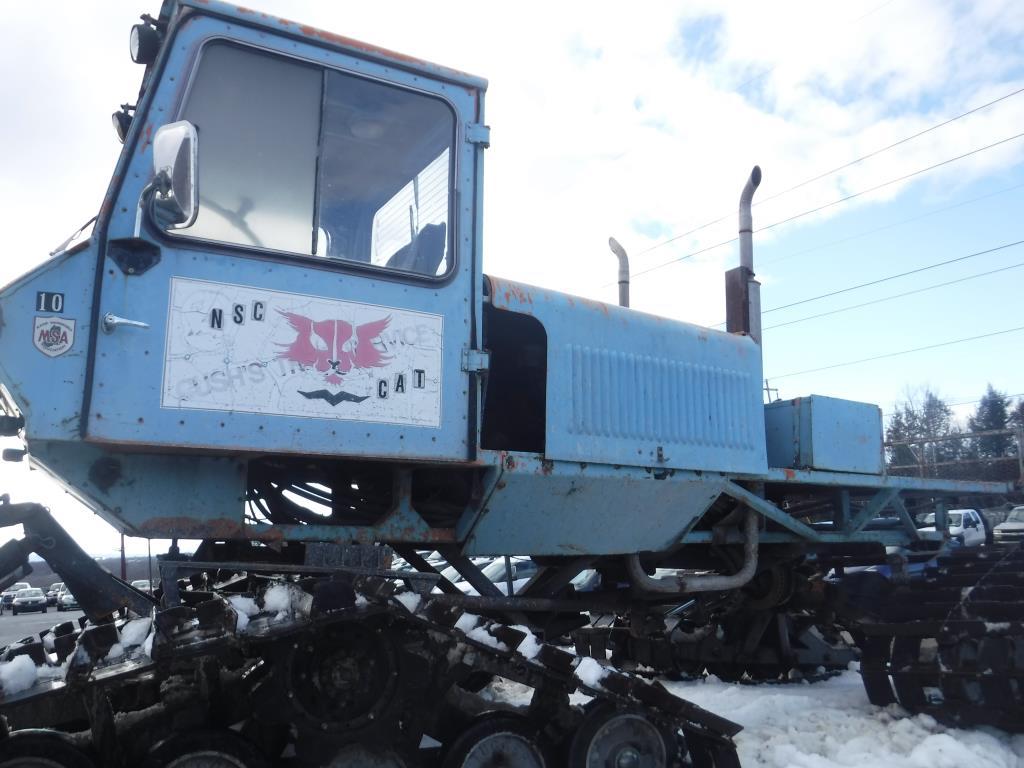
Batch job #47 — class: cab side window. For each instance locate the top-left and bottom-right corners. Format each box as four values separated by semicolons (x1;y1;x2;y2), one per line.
317;70;454;276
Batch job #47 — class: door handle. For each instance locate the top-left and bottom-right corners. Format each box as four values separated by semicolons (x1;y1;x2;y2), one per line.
102;313;150;334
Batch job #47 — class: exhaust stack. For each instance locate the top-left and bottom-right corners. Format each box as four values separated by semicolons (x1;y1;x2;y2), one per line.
726;165;762;344
608;237;630;308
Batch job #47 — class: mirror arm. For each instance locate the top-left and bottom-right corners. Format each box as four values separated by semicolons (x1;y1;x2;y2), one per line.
134;172;171;237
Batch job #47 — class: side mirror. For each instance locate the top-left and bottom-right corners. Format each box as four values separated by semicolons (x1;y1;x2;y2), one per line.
151;120;198;228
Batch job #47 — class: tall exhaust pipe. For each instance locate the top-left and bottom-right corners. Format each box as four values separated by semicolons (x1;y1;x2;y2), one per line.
726;165;762;344
609;236;630;308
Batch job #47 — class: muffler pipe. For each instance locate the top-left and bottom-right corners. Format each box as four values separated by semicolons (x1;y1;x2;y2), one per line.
738;166;761;271
626;509;759;594
726;166;762;345
609;237;629;308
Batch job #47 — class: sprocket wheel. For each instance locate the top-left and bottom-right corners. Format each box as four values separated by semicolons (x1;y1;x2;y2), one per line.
284;623;400;733
442;713;555;768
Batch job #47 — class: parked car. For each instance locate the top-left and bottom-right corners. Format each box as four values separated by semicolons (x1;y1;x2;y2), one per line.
994;506;1024;544
918;508;986;547
56;588;79;612
12;588;48;615
455;557;539;595
0;582;31;614
46;582;64;606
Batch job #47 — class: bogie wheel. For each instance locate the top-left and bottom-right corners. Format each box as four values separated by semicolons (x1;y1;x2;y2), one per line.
568;703;674;768
0;729;96;768
442;713;555;768
143;730;270;768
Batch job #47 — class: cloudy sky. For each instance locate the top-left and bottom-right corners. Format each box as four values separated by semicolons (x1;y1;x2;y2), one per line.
1;0;1023;554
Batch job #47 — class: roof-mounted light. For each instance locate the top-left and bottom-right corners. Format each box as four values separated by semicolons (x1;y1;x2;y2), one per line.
130;22;161;65
111;104;135;144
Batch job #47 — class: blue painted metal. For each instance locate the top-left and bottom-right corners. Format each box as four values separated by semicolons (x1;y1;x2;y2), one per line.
847;488;900;533
488;277;768;475
764;396;883;474
81;12;483;462
761;466;1006;495
720;481;821;541
177;0;490;92
463;453;727;556
0;243;97;440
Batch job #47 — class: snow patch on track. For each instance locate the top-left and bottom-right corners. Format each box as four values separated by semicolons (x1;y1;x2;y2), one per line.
662;670;1024;767
0;655;38;695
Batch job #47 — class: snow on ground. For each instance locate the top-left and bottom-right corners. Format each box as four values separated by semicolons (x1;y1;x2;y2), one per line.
485;667;1024;767
663;670;1024;768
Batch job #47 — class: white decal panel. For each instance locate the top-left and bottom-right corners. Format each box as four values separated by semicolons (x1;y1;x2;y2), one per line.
161;278;443;427
33;317;75;357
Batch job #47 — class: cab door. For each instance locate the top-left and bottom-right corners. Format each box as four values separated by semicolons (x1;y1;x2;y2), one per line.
85;14;483;462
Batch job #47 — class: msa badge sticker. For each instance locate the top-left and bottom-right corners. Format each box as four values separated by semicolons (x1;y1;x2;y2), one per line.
161;278;443;426
33;317;75;357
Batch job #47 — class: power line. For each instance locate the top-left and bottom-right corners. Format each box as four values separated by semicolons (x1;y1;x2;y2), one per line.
757;131;1024;234
756;86;1024;211
760;180;1024;268
626;131;1024;285
763;259;1024;331
711;239;1024;327
632;85;1024;260
769;325;1024;381
761;239;1024;315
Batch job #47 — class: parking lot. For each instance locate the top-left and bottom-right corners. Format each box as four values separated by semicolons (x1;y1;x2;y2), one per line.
0;609;85;648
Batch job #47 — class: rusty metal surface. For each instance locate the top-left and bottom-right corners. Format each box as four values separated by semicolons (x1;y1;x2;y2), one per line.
180;0;488;90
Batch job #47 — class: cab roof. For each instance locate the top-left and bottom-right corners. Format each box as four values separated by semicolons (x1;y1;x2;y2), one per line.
165;0;488;91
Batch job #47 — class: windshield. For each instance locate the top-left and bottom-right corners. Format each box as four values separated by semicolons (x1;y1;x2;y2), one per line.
1007;509;1024;523
18;589;43;598
5;583;29;593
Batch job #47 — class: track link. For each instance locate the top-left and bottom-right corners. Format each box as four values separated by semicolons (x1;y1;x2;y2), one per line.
0;568;741;767
845;543;1024;731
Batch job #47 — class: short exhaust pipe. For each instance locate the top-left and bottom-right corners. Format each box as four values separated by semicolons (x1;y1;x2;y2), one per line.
609;237;629;308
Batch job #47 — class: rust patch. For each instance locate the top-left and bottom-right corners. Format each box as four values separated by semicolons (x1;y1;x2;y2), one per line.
577;296;610;317
539;459;554;476
234;5;254;13
783;468;796;480
296;24;472;75
137;123;153;156
137;515;285;542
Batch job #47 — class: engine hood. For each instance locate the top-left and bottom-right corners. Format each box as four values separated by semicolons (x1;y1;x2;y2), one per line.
485;276;767;476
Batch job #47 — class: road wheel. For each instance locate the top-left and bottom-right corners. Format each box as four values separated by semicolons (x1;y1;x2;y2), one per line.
0;729;96;767
442;713;555;768
144;729;270;768
568;703;673;768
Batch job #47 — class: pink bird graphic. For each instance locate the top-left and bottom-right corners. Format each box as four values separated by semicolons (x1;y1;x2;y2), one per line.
277;312;392;386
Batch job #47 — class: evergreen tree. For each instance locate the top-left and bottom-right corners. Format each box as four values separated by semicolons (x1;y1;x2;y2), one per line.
1010;398;1024;431
968;384;1011;458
